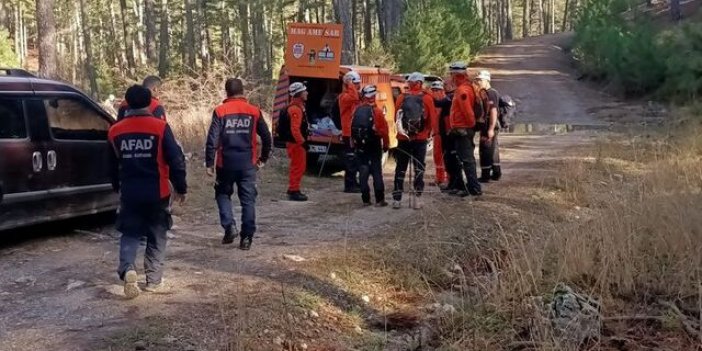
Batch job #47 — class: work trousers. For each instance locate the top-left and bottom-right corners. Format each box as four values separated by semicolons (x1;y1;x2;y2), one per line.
117;199;170;284
357;148;385;204
286;142;306;192
393;140;428;201
215;167;258;237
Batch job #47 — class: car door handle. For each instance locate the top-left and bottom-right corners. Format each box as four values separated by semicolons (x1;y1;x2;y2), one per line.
47;150;57;171
32;152;43;173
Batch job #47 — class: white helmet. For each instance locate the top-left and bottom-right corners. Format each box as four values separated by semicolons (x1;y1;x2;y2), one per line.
430;81;444;90
449;61;468;74
407;72;425;83
476;70;491;82
288;82;307;96
343;71;361;84
362;85;377;98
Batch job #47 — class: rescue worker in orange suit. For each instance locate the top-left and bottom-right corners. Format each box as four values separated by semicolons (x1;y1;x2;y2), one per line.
205;78;272;250
351;85;390;207
475;70;502;182
448;62;482;197
339;71;362;193
392;72;438;210
286;82;310;202
117;76;167;121
429;80;448;189
108;85;187;299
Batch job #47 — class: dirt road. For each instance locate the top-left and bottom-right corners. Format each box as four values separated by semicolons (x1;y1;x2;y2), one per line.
0;34;632;350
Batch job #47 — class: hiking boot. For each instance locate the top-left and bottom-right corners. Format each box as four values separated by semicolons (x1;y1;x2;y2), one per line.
392;200;402;209
222;226;235;245
375;200;388;207
455;190;470;198
144;281;167;293
491;166;502;181
239;234;253;251
123;270;140;299
344;186;361;194
469;189;483;197
363;201;373;207
288;191;308;202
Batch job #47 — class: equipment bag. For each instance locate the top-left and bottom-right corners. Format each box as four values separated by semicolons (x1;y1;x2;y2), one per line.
351;105;375;150
498;94;516;129
400;94;425;136
276;106;293;143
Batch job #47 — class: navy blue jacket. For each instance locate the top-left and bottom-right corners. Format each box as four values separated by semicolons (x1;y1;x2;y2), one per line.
205;97;272;171
108;111;187;204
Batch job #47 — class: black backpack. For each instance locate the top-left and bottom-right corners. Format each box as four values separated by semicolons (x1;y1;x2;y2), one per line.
498;94;516;129
351;105;375;151
400;94;425;136
276;106;293;143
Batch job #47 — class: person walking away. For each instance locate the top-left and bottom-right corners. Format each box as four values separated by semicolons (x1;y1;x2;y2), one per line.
284;82;310;202
475;71;502;182
392;72;437;210
351;85;390;207
205;78;272;250
117;76;167;121
108;85;187;299
339;71;362;193
429;81;448;189
448;62;482;197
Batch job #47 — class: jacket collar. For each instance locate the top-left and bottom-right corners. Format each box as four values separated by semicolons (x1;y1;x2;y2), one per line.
223;96;248;104
124;107;152;118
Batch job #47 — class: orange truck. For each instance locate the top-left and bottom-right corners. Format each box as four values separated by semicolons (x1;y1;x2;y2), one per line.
272;23;397;165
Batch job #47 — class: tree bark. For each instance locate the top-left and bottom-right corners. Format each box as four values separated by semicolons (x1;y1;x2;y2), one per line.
119;0;136;72
220;0;230;60
333;0;354;65
536;0;544;34
237;2;251;76
184;0;197;70
363;0;372;48
36;0;57;78
133;0;147;64
549;0;555;33
198;0;212;71
671;0;682;21
562;0;570;31
158;0;170;77
375;0;386;44
505;0;514;40
78;0;98;97
145;0;158;64
522;0;530;37
384;0;404;40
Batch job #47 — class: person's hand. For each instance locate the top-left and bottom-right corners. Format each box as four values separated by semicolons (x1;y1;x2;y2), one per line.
487;129;495;141
206;167;215;177
256;160;265;171
173;193;187;205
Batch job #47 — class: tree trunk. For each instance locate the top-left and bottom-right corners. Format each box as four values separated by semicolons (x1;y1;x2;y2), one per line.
108;1;125;70
670;0;682;21
522;0;530;37
251;0;269;80
562;0;570;31
549;0;555;33
237;2;251;76
220;0;230;60
363;0;372;48
352;0;358;59
145;0;158;64
375;0;386;44
297;0;305;22
133;0;147;64
119;0;136;72
198;0;212;71
536;0;546;34
384;0;404;40
505;0;514;40
333;0;354;65
36;0;57;78
158;0;170;77
0;0;9;32
78;0;98;97
184;0;197;70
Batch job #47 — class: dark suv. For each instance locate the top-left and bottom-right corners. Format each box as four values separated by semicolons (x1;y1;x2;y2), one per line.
0;68;118;231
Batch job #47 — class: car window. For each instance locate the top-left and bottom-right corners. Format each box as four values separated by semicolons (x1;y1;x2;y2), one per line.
0;98;26;139
44;98;109;141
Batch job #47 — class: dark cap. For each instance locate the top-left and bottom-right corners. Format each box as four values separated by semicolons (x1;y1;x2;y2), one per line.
125;85;152;110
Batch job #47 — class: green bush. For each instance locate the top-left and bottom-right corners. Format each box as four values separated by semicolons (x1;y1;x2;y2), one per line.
574;0;702;100
0;30;19;67
391;0;486;74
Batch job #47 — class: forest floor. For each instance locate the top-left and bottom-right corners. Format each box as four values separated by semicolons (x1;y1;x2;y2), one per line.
0;33;680;351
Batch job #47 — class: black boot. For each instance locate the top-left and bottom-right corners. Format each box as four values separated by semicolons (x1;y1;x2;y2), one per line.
479;170;491;183
491;166;502;181
362;192;372;206
222;225;235;245
288;191;309;202
375;191;388;207
239;233;252;250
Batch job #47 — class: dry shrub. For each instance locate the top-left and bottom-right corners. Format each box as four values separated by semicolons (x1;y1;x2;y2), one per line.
150;69;275;153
